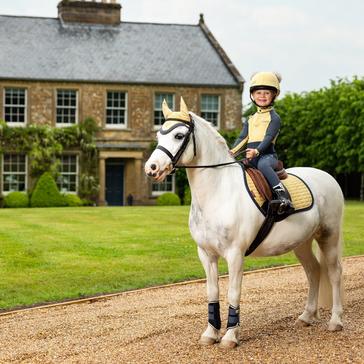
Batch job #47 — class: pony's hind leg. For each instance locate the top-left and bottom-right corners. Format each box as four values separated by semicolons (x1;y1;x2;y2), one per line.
316;228;343;331
197;247;221;345
293;238;320;326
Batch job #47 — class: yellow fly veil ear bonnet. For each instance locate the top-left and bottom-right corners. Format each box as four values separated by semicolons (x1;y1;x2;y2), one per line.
250;72;281;96
161;97;191;131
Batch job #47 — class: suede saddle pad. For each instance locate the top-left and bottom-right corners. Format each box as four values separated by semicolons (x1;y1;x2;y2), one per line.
243;168;314;217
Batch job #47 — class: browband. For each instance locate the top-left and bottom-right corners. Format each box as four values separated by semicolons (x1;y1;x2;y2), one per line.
165;117;190;123
159;122;189;135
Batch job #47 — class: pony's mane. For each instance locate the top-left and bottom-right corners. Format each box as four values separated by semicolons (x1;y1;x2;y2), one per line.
190;112;230;151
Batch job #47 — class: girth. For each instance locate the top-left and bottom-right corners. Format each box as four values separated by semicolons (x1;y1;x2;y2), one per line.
242;164;314;256
244;203;279;256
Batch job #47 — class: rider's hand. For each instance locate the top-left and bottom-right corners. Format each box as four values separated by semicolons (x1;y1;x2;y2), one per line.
229;150;235;157
246;148;258;160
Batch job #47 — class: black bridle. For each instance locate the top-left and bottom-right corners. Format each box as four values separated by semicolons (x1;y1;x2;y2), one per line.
156;117;243;172
156;118;197;171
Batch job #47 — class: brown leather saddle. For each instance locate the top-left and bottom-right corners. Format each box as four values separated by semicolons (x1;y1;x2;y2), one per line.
242;159;287;202
241;159;290;256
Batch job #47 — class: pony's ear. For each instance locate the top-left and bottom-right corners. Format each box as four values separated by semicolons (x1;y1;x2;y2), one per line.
162;99;172;119
180;97;189;119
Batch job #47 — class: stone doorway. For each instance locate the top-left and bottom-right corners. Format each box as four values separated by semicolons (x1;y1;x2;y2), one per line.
105;158;124;206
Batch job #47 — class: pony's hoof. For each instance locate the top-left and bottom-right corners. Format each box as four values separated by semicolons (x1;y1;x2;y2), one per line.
219;339;238;349
328;322;343;332
295;318;311;327
199;336;219;346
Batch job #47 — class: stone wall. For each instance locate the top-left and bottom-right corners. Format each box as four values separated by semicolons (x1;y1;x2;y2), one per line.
0;80;242;204
0;80;242;135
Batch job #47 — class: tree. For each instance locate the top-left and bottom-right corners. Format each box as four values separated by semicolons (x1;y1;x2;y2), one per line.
275;77;364;199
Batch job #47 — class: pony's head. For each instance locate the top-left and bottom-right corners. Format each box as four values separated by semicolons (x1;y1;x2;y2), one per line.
145;97;196;182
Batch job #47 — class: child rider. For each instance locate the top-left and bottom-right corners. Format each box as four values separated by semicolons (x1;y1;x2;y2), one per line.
230;71;294;214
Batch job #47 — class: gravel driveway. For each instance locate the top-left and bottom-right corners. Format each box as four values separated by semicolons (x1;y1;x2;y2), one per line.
0;256;363;363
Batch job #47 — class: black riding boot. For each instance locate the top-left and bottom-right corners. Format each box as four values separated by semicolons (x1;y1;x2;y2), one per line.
273;185;295;215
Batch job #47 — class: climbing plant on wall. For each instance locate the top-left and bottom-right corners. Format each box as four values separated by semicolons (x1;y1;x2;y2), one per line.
0;117;100;200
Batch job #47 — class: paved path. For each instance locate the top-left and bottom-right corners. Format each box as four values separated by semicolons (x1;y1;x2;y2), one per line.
0;257;363;363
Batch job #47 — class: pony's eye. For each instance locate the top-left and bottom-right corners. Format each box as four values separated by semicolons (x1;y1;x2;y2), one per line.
175;133;185;140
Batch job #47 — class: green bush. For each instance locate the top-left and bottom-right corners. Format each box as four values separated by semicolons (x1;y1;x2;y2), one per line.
30;172;65;207
274;76;364;174
81;198;94;206
63;194;83;207
156;192;181;206
4;192;29;208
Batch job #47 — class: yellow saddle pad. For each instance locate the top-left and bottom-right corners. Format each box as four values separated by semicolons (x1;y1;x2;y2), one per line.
245;171;314;213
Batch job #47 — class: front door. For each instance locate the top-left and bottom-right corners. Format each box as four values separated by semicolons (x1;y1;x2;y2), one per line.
105;159;124;206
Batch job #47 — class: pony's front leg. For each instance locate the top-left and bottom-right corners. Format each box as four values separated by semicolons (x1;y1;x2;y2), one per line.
198;247;221;345
220;248;243;349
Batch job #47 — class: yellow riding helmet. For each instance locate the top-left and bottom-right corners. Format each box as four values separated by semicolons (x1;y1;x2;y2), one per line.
250;72;281;96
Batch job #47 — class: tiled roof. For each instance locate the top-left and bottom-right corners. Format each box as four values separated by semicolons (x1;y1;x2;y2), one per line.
0;15;242;87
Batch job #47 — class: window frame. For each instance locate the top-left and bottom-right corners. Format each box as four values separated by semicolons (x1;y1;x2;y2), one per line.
3;87;27;127
55;89;79;127
1;153;28;194
151;174;175;196
57;154;79;194
153;93;175;130
105;91;128;129
200;94;221;129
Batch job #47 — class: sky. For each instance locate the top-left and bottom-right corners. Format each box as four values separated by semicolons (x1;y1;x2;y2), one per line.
1;0;363;106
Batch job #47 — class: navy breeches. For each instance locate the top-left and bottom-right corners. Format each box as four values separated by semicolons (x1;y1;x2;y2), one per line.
250;154;280;188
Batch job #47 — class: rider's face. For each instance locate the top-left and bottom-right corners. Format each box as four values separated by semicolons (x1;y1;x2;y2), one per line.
252;89;274;107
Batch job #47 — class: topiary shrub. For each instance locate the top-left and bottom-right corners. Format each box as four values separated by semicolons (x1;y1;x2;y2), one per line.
156;192;181;206
4;192;29;208
63;193;83;207
30;172;65;207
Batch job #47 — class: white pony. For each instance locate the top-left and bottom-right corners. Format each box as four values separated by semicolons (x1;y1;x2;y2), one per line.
145;98;344;348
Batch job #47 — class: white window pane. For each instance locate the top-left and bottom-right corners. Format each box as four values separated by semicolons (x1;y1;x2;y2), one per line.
106;91;127;126
4;88;26;124
56;90;77;124
152;175;174;194
154;93;174;126
2;154;26;192
57;155;78;192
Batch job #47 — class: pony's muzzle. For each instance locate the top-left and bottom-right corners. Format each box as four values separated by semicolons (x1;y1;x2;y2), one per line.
145;160;172;182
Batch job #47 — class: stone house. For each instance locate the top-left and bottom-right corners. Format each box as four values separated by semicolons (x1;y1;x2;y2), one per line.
0;0;244;205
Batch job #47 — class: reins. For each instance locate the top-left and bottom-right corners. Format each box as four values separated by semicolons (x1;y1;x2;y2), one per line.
177;160;240;169
156;116;246;171
176;148;247;169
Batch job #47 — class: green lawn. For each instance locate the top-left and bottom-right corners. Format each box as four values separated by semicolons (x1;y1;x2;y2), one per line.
0;201;363;310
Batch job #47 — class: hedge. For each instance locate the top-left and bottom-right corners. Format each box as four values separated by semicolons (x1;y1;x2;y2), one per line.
4;192;29;208
156;192;181;206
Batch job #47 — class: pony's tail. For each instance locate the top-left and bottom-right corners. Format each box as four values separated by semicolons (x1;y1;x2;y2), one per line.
317;227;344;309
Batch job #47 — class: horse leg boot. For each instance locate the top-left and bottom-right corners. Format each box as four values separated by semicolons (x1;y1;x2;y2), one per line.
197;247;221;345
293;239;320;326
220;249;243;348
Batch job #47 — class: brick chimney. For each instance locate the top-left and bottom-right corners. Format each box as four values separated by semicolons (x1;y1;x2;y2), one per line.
58;0;121;26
